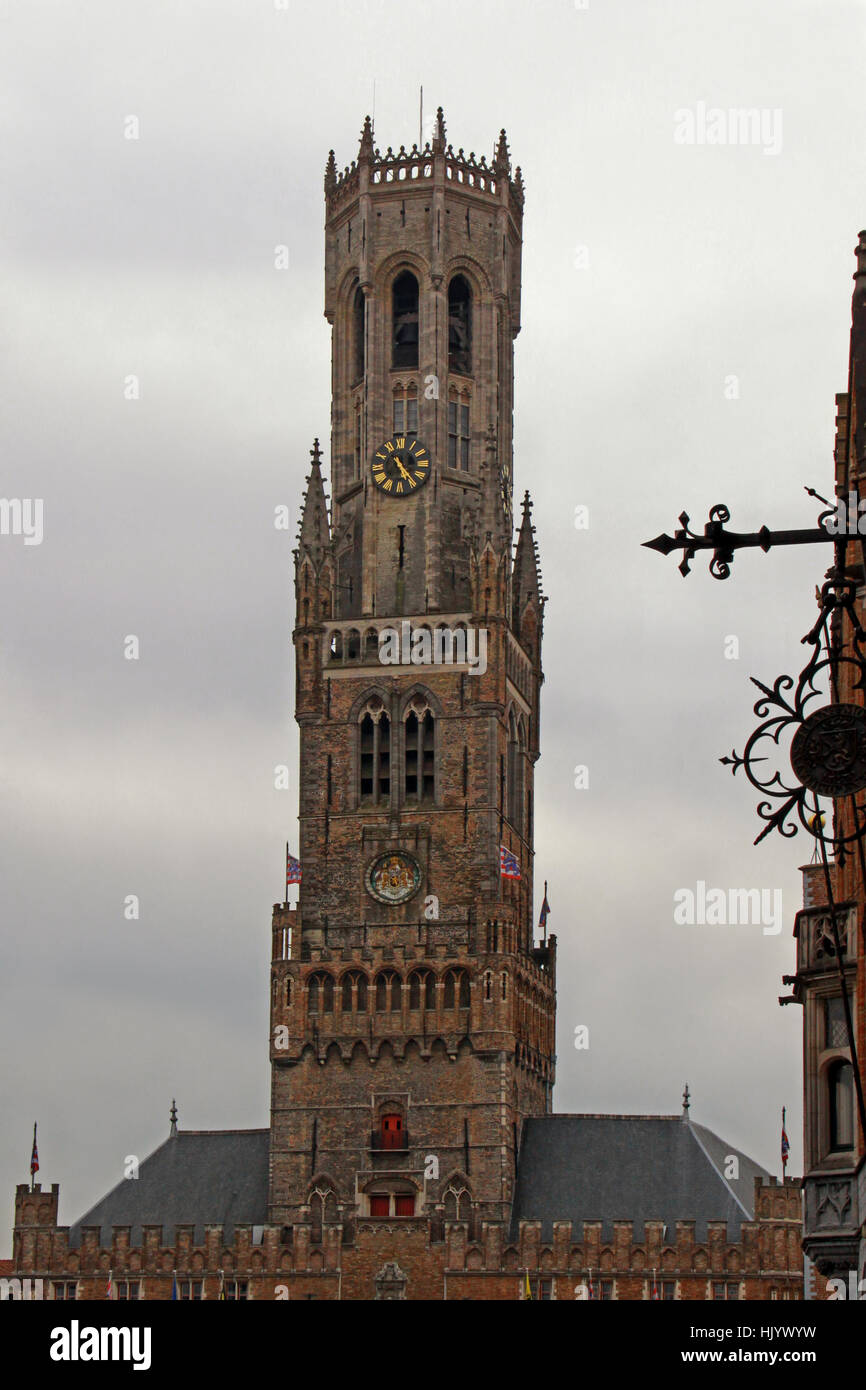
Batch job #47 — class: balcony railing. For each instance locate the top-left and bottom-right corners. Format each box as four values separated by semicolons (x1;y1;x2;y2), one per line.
370;1130;409;1152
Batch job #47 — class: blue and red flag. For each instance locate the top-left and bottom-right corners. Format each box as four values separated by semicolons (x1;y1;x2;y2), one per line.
30;1123;38;1181
781;1107;790;1173
286;845;302;886
500;845;521;880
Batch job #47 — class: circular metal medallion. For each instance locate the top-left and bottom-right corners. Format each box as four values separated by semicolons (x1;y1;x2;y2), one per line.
366;852;421;905
790;703;866;796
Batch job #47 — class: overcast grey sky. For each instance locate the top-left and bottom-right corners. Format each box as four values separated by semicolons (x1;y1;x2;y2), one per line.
2;0;865;1251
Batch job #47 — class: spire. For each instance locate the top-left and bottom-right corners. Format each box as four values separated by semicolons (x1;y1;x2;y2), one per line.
358;114;374;162
494;128;510;176
432;106;446;152
324;149;337;193
512;491;543;615
170;1099;178;1137
297;439;331;561
682;1083;691;1118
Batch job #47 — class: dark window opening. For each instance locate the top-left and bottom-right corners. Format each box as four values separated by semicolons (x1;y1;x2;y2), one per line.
392;272;419;369
448;275;472;375
353;285;365;384
405;709;434;801
360;711;390;804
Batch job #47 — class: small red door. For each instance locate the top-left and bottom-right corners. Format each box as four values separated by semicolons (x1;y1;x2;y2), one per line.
395;1195;414;1217
370;1196;389;1217
381;1113;403;1150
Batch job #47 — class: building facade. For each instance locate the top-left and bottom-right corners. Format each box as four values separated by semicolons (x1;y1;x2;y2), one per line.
783;231;866;1287
7;112;803;1301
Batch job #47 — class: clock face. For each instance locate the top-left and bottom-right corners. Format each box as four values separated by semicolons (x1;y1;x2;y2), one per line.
371;435;431;496
366;851;422;905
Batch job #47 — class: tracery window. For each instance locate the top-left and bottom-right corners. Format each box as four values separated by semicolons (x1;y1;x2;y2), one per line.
359;698;390;804
404;697;435;802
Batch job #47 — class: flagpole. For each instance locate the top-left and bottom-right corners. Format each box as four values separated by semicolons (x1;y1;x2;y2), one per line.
544;880;548;945
30;1121;38;1191
285;842;289;908
781;1105;787;1176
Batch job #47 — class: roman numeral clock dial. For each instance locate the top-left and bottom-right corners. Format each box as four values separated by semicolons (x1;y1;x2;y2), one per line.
371;435;431;495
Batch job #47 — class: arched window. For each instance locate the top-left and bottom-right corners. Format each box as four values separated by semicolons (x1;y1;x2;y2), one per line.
448;275;472;375
444;1185;470;1221
286;977;293;1007
443;969;470;1010
392;271;419;369
829;1059;854;1150
405;698;435;802
375;971;401;1013
352;284;365;384
408;969;435;1009
341;971;367;1012
308;973;333;1015
359;699;390;804
483;970;493;1002
309;1188;338;1243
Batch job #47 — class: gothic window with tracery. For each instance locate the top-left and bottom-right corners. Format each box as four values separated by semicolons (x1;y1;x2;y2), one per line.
359;698;390;804
404;698;435;802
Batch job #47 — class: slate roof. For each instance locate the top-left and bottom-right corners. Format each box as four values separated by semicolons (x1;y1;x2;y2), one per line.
509;1114;769;1242
68;1130;269;1248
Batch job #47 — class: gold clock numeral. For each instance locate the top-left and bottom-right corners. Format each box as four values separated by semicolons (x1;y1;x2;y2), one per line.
384;440;394;453
396;480;404;493
395;436;405;449
383;478;393;491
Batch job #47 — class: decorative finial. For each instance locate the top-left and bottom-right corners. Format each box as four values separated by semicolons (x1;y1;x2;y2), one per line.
170;1099;178;1136
682;1083;690;1115
433;106;446;150
324;150;336;192
494;128;510;174
310;438;322;465
359;115;374;161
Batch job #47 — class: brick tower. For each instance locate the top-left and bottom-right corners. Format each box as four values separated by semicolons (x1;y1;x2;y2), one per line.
268;109;553;1240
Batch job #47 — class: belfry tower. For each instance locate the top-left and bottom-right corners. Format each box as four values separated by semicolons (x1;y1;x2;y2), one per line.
268;110;553;1237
